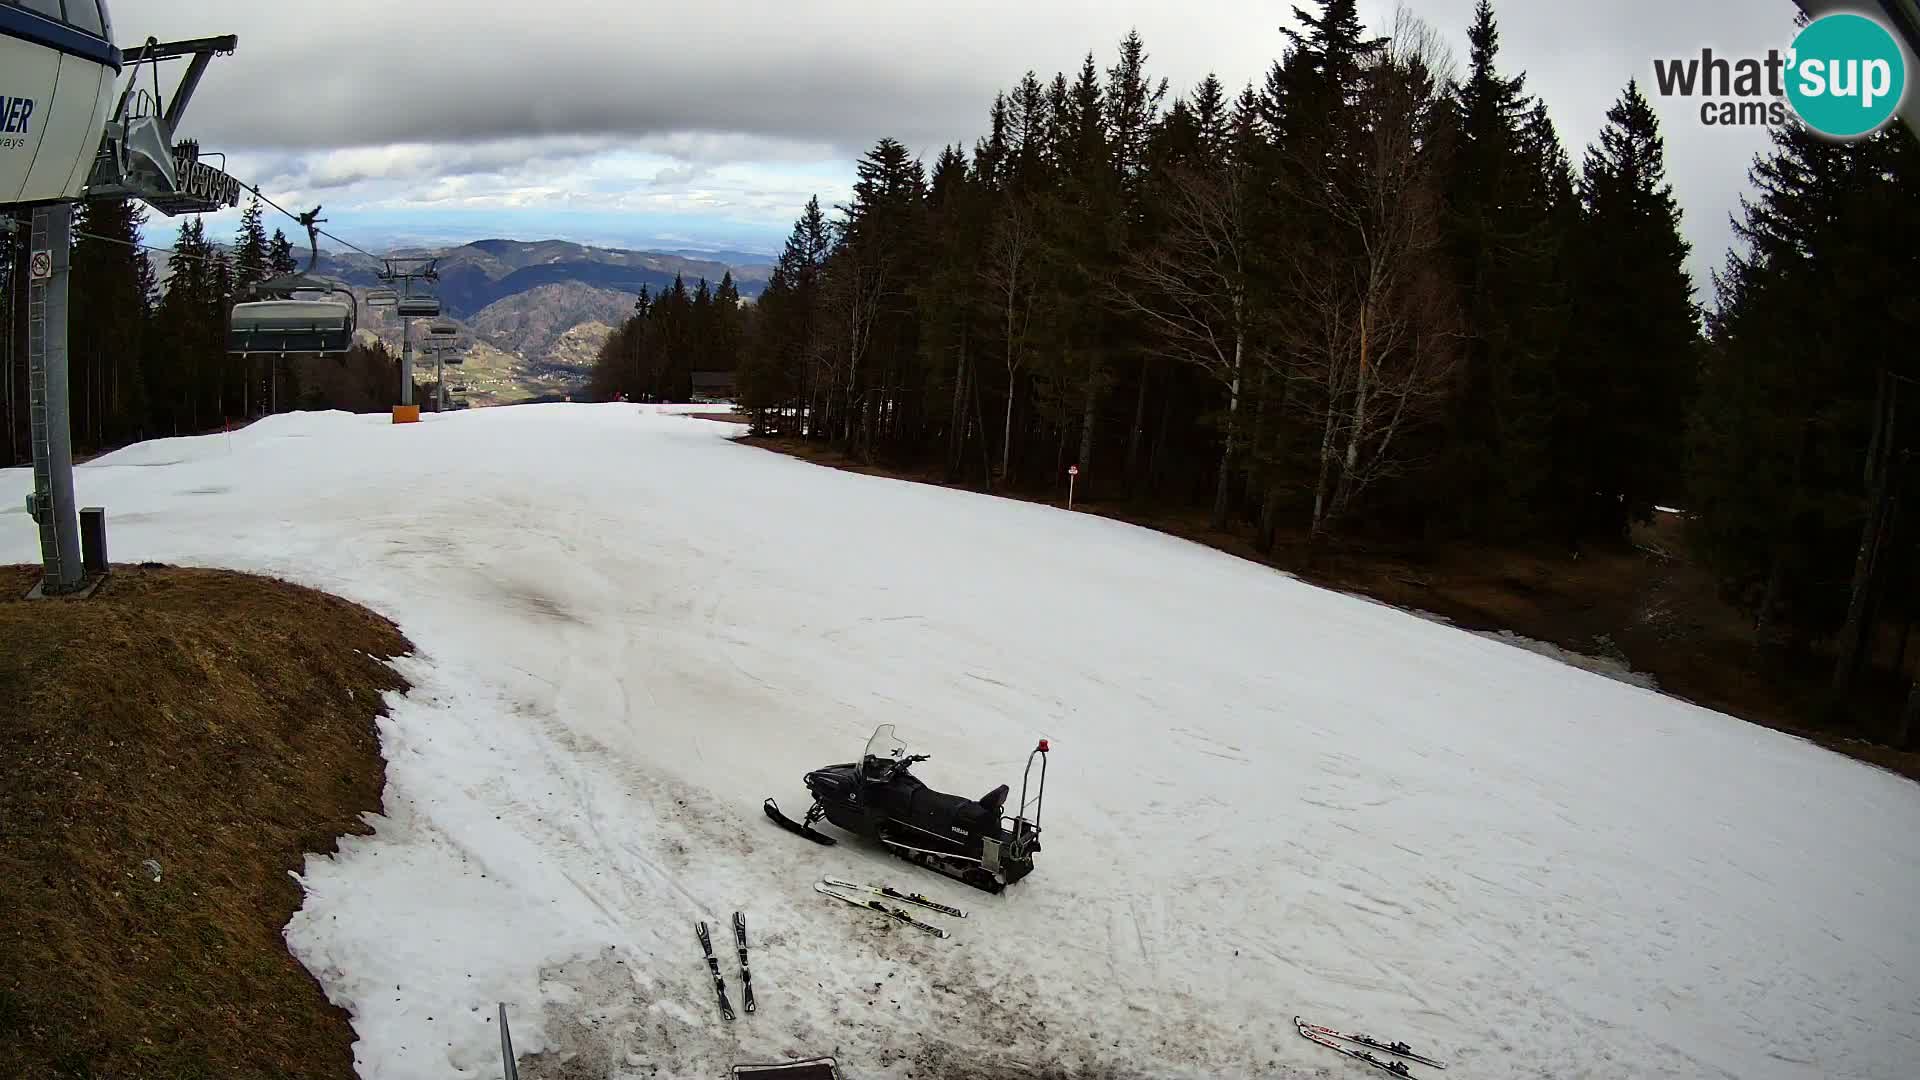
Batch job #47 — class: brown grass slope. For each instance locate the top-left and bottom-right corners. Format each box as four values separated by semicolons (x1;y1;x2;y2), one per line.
0;565;410;1080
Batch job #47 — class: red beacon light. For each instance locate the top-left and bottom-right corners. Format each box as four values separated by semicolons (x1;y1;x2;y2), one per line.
1037;739;1050;752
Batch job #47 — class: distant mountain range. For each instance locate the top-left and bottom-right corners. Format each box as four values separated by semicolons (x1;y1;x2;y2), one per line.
311;238;771;320
354;280;630;405
163;238;772;403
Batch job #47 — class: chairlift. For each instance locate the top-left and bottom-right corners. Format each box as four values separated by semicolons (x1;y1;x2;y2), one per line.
429;320;458;337
395;296;442;319
443;355;464;366
366;288;399;307
229;207;355;357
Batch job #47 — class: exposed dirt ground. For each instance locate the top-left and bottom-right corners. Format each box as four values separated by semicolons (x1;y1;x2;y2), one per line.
0;564;411;1079
738;435;1920;784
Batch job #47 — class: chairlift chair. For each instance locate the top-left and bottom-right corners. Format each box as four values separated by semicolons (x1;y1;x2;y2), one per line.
429;320;458;337
229;207;355;357
227;296;354;356
366;288;399;307
395;296;441;319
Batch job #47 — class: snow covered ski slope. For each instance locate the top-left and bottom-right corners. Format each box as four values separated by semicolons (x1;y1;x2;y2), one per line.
6;404;1917;1080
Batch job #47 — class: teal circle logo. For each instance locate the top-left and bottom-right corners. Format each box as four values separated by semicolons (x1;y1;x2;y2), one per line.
1786;13;1907;138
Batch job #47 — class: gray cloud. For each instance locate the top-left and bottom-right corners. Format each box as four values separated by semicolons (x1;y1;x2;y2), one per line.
114;0;1814;282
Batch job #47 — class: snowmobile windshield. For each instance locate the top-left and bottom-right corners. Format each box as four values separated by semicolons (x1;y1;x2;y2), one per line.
862;724;907;779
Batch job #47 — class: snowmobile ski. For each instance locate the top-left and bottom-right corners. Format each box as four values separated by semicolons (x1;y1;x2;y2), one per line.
1295;1017;1445;1069
820;877;968;919
764;798;836;845
1296;1017;1427;1077
813;881;950;939
732;910;756;1014
696;920;736;1020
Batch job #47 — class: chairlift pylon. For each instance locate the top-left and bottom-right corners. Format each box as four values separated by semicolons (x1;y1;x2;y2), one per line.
228;206;355;357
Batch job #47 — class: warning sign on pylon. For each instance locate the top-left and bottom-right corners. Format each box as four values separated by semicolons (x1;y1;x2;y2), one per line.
29;251;51;282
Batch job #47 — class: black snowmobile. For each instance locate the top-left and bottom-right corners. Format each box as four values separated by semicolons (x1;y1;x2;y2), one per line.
764;724;1049;893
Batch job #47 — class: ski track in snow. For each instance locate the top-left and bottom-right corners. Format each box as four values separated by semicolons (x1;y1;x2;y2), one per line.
8;404;1919;1080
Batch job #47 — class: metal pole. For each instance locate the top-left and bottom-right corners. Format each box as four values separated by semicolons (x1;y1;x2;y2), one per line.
400;317;414;406
26;202;83;593
435;347;444;412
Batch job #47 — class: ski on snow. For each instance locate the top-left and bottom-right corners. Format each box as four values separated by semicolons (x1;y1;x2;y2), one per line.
820;876;968;919
813;880;951;938
732;910;756;1014
696;920;736;1021
1295;1017;1443;1076
1295;1017;1445;1069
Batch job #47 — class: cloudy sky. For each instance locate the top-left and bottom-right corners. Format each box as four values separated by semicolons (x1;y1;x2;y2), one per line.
114;0;1804;283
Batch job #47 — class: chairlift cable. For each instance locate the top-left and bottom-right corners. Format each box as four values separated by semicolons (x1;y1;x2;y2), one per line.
62;167;422;296
70;228;279;277
242;183;384;262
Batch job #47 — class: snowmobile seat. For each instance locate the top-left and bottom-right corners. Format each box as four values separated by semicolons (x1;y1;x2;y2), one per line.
907;786;1000;834
979;784;1009;814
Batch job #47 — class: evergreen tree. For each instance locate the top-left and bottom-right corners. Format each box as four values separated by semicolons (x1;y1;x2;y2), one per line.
267;228;298;277
233;196;270;294
209;247;236;418
133;206;158;315
69;199;149;447
1050;52;1117;486
657;273;693;400
915;145;989;478
1278;0;1387;125
974;94;1011;191
1006;73;1051;193
232;198;272;415
1107;29;1169;215
832;138;927;456
1689;123;1920;650
153;217;217;431
735;197;834;432
691;275;714;375
1431;0;1565;538
1561;80;1699;544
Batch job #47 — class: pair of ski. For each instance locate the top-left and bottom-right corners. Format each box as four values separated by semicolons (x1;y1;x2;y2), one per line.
1296;1017;1446;1077
696;912;755;1021
813;876;966;939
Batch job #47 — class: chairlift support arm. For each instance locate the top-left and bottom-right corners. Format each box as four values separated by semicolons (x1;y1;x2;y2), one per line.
119;36;238;134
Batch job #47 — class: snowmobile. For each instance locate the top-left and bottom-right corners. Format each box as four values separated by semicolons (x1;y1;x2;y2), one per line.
764;724;1049;893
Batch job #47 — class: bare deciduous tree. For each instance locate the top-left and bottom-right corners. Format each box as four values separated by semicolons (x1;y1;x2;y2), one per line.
981;198;1042;480
1113;160;1258;528
1274;9;1462;538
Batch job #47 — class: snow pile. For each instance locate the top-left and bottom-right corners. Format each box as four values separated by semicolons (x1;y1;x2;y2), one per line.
7;404;1916;1080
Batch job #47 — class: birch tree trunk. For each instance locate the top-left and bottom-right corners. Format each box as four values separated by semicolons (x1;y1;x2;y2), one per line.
1211;309;1244;529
